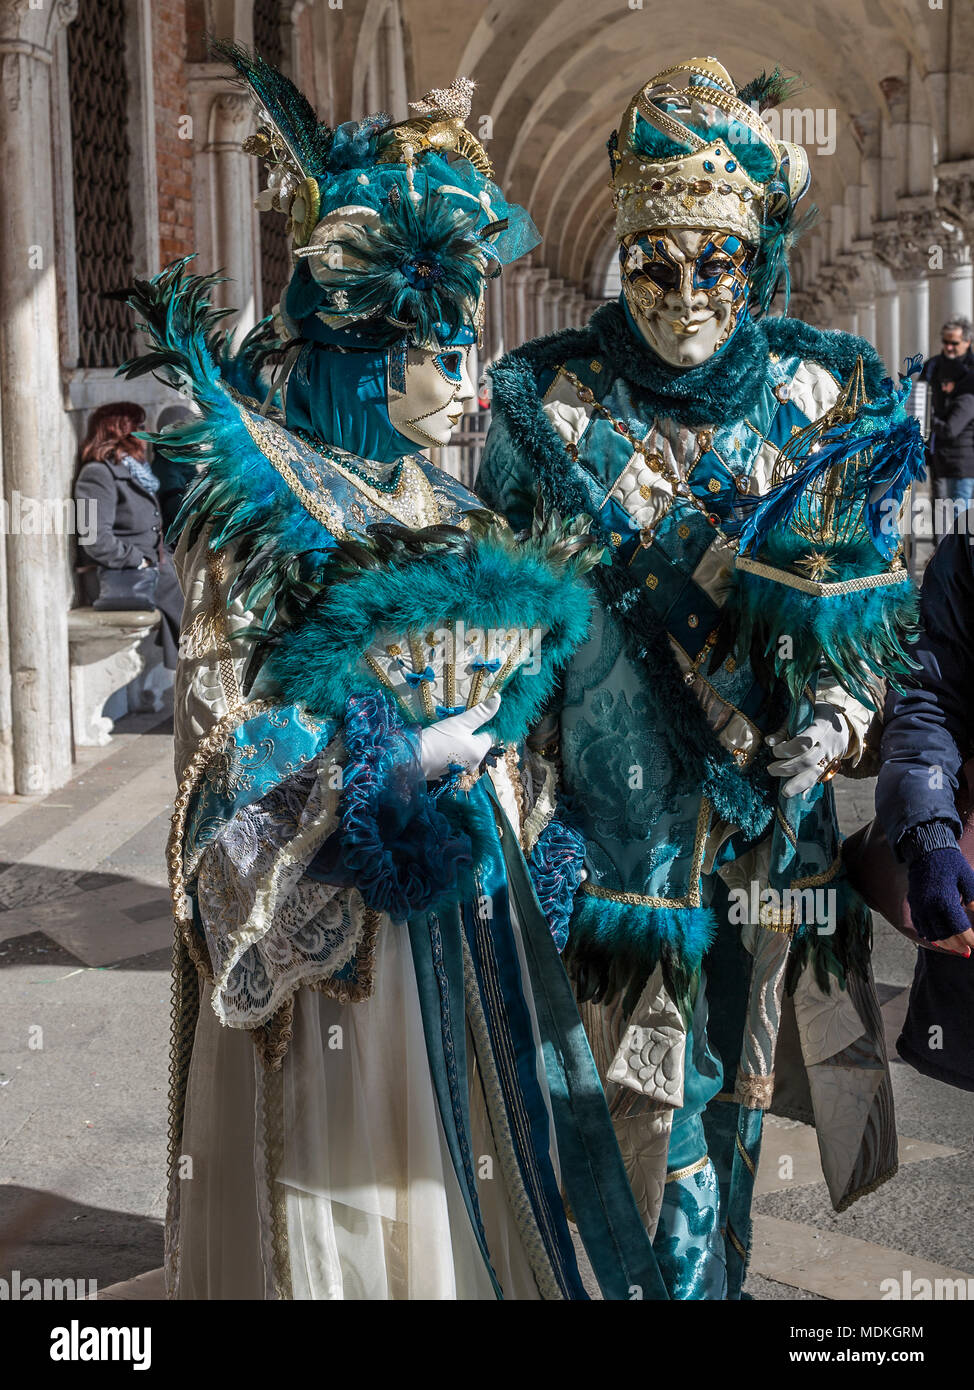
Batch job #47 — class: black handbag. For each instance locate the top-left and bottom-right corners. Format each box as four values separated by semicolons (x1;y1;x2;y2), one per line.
92;564;159;611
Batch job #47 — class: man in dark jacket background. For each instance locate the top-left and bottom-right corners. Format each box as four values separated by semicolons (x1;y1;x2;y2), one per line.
876;530;974;1091
921;315;974;522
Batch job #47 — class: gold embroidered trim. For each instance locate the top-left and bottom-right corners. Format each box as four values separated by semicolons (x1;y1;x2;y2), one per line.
310;907;381;1004
666;1154;711;1183
237;409;350;538
776;804;798;848
734;1072;775;1110
735;1130;757;1177
579;798;711;909
485;637;522;701
504;744;527;843
408;632;435;720
833;1162;899;1214
260;1061;293;1299
791;853;842;890
165;935;202;1296
206;549;243;712
736;553;911;598
327;453;442;528
253;995;295;1072
725;1221;748;1259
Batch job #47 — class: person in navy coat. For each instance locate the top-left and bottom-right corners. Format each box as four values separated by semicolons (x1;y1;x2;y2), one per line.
876;529;974;1090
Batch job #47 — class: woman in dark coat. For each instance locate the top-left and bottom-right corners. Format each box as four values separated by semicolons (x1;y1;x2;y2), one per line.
876;530;974;1090
74;401;183;669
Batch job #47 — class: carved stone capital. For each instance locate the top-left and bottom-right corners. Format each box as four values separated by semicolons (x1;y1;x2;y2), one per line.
873;214;939;280
0;0;78;56
936;166;974;252
208;90;256;149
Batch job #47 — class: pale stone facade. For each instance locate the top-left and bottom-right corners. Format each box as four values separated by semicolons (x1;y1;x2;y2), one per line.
0;0;971;793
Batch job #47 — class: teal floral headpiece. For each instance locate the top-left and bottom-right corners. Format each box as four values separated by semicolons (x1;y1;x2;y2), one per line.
212;41;539;349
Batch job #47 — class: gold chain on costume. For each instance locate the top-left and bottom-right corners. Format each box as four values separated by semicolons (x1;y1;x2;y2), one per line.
557;366;728;541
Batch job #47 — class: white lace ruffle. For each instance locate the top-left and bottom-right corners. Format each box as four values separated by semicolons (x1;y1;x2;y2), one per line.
196;736;370;1028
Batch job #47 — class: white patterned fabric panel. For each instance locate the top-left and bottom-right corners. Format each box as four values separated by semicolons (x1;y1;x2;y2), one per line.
173;526;268;779
542;369;595;445
750;359;843;494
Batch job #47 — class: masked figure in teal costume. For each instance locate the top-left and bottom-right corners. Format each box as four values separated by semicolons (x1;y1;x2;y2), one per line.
478;57;925;1300
124;47;668;1301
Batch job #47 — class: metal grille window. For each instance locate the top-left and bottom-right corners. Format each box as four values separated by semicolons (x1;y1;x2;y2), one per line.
254;0;291;316
67;0;135;368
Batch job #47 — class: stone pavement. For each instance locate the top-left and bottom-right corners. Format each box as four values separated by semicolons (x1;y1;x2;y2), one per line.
0;705;970;1301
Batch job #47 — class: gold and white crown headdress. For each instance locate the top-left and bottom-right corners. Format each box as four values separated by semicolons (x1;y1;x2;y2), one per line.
610;56;808;244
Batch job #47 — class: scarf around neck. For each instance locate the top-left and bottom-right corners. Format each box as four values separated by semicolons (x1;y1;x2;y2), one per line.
117;451;160;493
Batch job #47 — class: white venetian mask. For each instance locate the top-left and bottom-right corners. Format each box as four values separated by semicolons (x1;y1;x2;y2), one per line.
387;343;476;448
620;226;754;367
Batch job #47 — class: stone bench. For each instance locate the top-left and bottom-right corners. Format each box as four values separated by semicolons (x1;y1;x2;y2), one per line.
68;607;171;747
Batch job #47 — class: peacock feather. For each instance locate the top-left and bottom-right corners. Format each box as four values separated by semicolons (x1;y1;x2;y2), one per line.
209;37;334;182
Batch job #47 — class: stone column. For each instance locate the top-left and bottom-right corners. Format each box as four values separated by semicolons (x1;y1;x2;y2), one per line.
509;266;530;347
187;68;261;333
529;268;550;339
874;215;936;362
933;239;973;335
898;274;930;361
0;0;78;793
852;298;876;347
485;272;505;364
937;166;974;330
546;278;565;333
875;286;901;375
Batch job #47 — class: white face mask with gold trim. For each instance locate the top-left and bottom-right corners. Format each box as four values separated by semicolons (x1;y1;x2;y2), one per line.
620;226;754;368
387;344;477;448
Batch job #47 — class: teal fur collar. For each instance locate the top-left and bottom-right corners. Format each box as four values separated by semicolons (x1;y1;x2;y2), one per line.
762;315;889;397
589;301;770;426
497;301;889;432
262;526;594;746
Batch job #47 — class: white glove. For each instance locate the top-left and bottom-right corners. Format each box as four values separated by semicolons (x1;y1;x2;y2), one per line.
418;693;501;781
766;703;849;798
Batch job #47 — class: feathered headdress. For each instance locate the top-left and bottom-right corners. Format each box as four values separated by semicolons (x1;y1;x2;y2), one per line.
210;39;538;348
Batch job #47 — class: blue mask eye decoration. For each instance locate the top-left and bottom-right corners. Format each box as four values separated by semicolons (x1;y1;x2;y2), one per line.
434;350;464;383
620;229;754;344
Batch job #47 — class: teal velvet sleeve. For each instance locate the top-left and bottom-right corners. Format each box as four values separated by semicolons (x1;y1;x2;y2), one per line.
477;412;538;533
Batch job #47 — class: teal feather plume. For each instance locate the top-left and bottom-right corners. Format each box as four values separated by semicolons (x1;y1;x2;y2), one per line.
736;68;805;112
727;532;920;710
209;37;334;181
260;525;595;746
118;257;342;626
326;190;491;345
564;895;718;1020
